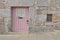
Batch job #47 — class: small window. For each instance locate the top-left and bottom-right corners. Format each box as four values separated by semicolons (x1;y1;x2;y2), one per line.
47;14;52;22
16;8;25;17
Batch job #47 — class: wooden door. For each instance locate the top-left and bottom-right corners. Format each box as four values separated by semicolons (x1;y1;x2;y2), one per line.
11;7;29;32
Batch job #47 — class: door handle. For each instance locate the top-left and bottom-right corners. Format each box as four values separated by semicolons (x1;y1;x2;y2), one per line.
26;20;29;24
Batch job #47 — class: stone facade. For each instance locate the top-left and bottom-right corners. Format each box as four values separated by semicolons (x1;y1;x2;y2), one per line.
0;0;60;33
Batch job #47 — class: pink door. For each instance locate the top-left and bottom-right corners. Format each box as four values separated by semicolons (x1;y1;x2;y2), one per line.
11;7;29;32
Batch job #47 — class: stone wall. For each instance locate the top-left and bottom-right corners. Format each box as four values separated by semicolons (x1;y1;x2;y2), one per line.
0;0;60;33
29;0;60;33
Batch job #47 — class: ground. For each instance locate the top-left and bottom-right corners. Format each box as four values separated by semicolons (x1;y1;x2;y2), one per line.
0;32;59;40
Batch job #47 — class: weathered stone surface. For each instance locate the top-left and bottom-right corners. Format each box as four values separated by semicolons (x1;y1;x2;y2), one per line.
52;14;60;22
0;3;6;9
0;0;60;33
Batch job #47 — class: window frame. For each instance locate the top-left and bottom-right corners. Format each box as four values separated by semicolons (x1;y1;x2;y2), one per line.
46;14;52;22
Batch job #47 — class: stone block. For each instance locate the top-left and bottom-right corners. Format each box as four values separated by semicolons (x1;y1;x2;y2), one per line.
52;14;60;22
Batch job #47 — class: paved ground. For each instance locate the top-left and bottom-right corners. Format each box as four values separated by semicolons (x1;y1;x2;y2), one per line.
0;32;59;40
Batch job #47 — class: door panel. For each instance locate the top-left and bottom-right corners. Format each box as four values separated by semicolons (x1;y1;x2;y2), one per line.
12;7;29;32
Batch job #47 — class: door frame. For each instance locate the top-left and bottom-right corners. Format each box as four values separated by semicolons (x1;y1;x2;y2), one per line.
11;6;29;32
